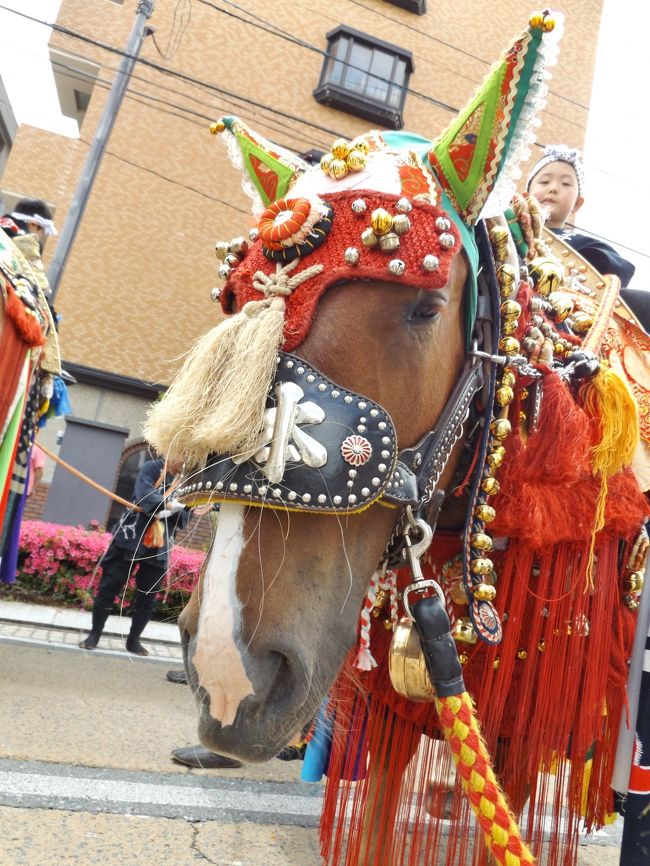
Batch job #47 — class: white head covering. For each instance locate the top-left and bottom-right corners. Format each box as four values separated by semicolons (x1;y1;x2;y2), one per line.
526;145;584;195
11;211;58;236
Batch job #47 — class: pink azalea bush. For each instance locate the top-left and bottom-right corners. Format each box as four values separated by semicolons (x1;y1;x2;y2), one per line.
12;520;204;620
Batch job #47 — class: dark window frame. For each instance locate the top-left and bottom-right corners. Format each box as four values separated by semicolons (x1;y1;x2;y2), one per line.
314;26;414;129
385;0;427;14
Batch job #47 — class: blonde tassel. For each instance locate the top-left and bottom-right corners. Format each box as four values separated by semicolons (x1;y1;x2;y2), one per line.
582;366;639;587
145;297;286;468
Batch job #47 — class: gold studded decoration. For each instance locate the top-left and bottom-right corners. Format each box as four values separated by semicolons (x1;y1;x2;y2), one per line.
320;137;368;181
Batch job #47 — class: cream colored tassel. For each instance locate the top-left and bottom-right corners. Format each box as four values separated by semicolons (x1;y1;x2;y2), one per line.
145;260;323;469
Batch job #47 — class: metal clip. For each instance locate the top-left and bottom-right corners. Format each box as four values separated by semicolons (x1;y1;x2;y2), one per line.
400;507;445;618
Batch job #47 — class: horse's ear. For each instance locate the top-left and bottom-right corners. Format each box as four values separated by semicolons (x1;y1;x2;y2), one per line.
210;116;310;209
428;12;563;226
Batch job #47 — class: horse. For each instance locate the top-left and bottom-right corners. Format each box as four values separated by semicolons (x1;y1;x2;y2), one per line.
145;14;650;866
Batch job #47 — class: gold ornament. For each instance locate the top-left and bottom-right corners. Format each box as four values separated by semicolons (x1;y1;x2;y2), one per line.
501;370;516;387
459;653;470;666
517;649;528;661
330;138;351;160
548;291;573;322
471;532;493;551
499;336;520;356
500;300;522;320
209;120;226;134
351;136;370;154
501;320;518;335
471;557;494;575
473;582;497;602
570;311;594;333
370;208;394;236
495;385;514;406
452;617;478;644
538;640;546;653
330;158;349;180
481;476;500;495
493;656;501;669
529;257;562;297
490;418;512;441
474;503;496;523
487;448;505;469
320;154;333;174
346;149;367;172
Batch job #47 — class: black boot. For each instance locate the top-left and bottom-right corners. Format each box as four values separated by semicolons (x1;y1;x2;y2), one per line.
126;609;151;656
79;606;111;650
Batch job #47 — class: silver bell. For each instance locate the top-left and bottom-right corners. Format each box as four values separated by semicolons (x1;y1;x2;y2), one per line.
344;247;360;265
351;198;367;214
210;287;222;302
421;254;440;272
387;259;406;276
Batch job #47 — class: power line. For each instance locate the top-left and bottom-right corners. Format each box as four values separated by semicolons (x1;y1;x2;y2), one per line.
343;0;590;113
0;4;349;140
194;0;460;114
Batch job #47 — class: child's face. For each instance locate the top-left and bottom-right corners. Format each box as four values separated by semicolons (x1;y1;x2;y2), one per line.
528;160;583;228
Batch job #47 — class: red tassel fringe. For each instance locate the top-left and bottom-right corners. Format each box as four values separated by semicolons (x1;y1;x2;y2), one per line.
319;367;650;866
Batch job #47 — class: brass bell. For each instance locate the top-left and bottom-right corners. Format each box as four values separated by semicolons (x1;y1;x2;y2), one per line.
547;291;573;322
481;476;500;496
473;582;497;602
495;385;514;406
330;158;349;180
389;616;436;702
452;616;478;644
351;136;370;154
490;418;511;441
320;154;333;174
470;557;494;575
474;503;496;523
489;225;509;247
471;532;493;551
501;370;516;387
499;336;520;356
500;300;522;320
370;208;394;236
570;311;594;333
501;320;518;335
529;257;562;297
330;138;351;160
346;149;366;172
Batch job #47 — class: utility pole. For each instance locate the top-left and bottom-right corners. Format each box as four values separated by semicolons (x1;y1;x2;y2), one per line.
48;0;155;301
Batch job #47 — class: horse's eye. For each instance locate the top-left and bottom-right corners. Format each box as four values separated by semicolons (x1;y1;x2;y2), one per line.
407;297;442;323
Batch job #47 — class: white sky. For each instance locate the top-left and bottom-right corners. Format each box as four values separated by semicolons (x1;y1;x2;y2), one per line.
0;0;648;286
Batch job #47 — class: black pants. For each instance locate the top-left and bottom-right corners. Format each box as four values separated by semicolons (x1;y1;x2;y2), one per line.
91;544;165;641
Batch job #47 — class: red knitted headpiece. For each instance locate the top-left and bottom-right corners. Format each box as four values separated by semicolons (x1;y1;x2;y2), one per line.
221;189;461;351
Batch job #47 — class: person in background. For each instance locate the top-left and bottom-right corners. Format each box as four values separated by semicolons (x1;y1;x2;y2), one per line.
26;444;46;497
526;145;649;331
79;457;190;656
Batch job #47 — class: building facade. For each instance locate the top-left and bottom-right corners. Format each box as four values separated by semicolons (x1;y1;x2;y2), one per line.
2;0;603;536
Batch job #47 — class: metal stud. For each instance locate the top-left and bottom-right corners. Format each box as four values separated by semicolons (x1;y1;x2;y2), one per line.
435;216;451;231
381;436;390;445
229;483;238;492
206;481;212;489
348;494;357;504
333;495;342;505
216;481;223;490
244;484;252;493
297;366;305;375
381;450;390;459
387;258;405;277
286;360;294;368
421;254;440;272
318;383;327;391
259;485;267;495
302;493;311;503
273;488;282;497
318;494;327;504
438;232;455;249
378;463;387;472
370;409;379;417
347;480;354;488
210;287;221;302
378;421;386;430
348;469;357;478
372;477;381;486
344;246;360;265
361;487;370;496
306;375;315;383
331;390;340;398
358;401;367;409
288;491;297;500
344;395;353;403
357;425;366;433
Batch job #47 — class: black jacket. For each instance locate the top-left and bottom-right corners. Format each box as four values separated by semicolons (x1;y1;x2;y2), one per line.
111;459;190;565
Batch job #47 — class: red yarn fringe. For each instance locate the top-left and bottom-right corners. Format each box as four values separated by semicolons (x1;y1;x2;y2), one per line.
318;367;649;866
4;282;46;348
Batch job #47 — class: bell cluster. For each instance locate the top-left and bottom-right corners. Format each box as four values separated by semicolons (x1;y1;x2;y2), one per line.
320;136;369;180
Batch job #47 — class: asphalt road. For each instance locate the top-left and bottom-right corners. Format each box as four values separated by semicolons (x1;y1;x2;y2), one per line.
0;642;622;865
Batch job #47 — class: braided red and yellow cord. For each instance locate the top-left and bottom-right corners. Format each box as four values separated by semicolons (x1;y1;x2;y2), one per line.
436;692;535;866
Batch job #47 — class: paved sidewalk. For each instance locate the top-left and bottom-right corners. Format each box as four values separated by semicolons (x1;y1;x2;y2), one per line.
0;598;182;663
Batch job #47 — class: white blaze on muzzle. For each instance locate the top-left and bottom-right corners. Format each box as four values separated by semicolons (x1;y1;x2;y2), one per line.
192;504;254;726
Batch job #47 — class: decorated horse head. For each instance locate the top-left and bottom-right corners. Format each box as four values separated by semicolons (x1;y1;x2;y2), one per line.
146;12;650;866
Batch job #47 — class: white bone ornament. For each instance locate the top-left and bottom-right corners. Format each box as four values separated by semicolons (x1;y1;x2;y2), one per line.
231;381;327;483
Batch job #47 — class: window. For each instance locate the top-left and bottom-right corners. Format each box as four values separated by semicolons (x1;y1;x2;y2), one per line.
314;26;413;129
385;0;427;13
106;441;154;531
50;49;99;131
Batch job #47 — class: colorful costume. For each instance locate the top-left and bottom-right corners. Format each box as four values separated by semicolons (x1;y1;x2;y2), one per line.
145;11;650;866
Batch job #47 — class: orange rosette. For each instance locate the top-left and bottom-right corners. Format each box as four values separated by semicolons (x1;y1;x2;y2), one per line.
258;198;312;250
